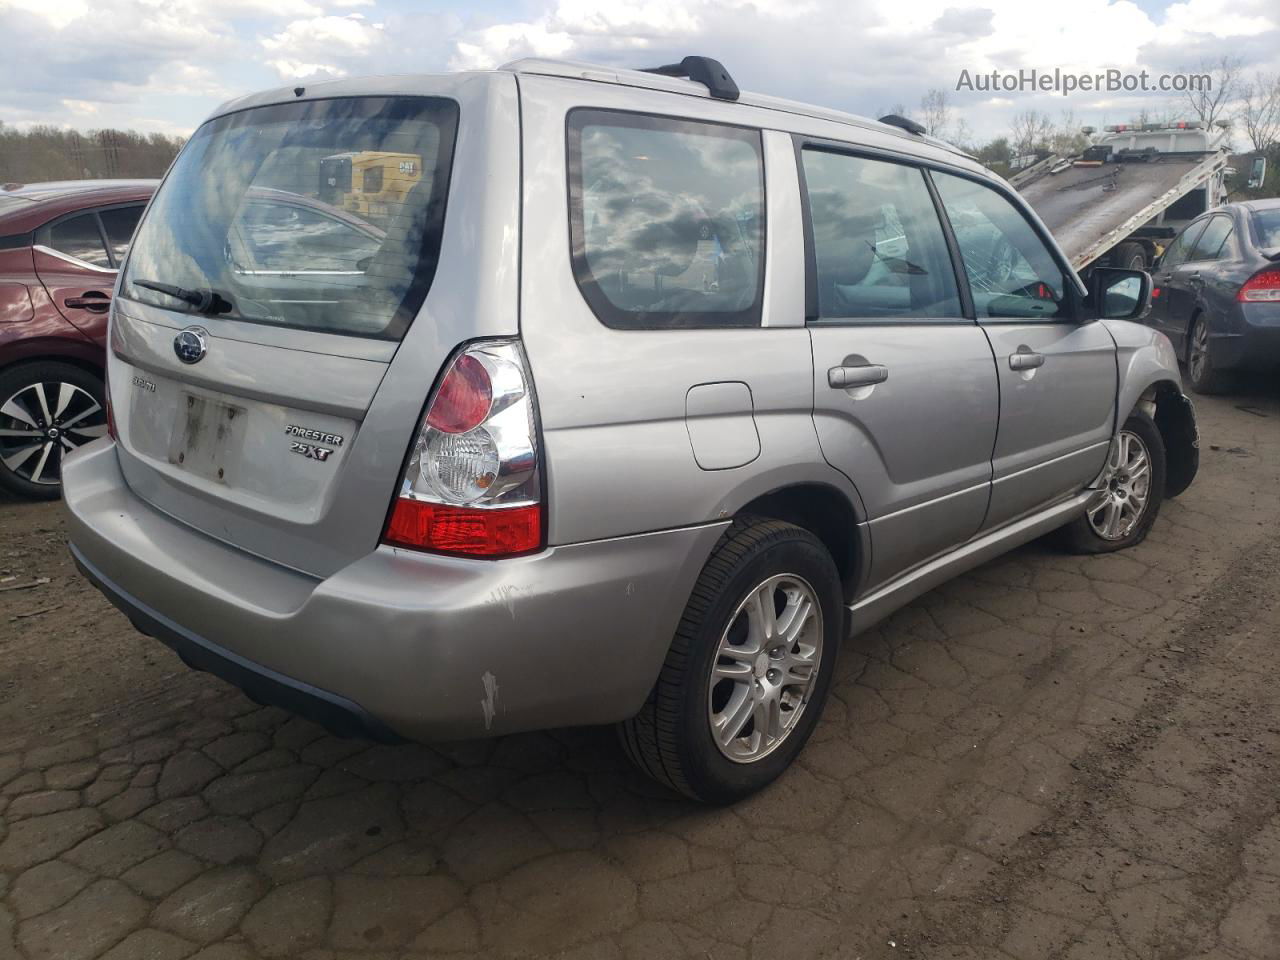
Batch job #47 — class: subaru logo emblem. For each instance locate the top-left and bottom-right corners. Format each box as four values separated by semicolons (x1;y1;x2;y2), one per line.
173;327;208;365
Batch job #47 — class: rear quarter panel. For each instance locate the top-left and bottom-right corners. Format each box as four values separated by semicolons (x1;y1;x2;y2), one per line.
516;76;864;547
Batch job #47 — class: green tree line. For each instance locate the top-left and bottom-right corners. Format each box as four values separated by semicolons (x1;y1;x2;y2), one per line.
0;123;185;184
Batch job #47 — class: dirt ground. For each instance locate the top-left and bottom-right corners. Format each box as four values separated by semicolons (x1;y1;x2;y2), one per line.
1;387;1278;960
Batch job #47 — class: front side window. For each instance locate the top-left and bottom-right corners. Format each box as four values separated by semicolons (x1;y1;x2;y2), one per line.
122;96;458;340
568;110;764;329
801;150;961;321
1161;221;1206;269
1189;215;1232;261
47;214;111;268
933;171;1072;320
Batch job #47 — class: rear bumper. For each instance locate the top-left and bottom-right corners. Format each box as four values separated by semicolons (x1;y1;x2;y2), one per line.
63;441;724;741
1214;303;1280;371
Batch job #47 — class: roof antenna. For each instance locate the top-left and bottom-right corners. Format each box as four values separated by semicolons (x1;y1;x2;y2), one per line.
640;56;739;101
293;86;305;98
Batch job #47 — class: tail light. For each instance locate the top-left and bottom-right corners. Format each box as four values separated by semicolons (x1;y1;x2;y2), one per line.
1237;269;1280;303
382;340;543;558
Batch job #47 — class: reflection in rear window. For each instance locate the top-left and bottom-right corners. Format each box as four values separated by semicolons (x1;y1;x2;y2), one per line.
1253;209;1280;249
122;97;458;340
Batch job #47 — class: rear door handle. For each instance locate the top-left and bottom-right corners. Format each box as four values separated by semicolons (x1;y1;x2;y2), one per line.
64;291;111;313
1008;351;1045;371
828;363;888;389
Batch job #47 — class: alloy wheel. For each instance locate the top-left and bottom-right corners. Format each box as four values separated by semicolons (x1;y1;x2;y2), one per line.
707;573;823;763
0;381;106;486
1086;429;1152;541
1189;319;1209;384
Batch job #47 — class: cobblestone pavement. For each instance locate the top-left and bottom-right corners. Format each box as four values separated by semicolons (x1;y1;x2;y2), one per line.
2;389;1279;960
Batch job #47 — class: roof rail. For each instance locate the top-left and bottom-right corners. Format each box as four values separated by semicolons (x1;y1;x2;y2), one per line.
878;114;926;136
640;56;739;101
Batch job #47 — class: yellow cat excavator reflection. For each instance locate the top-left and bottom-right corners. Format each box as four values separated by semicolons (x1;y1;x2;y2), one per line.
318;151;422;220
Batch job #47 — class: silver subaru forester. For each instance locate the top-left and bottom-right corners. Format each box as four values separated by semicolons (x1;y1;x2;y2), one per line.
63;56;1198;803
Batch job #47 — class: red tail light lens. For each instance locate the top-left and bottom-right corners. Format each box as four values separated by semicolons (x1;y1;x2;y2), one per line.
425;354;492;433
382;340;543;559
1237;269;1280;302
383;501;541;556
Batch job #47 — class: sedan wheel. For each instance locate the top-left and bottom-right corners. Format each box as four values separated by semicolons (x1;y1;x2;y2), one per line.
1186;316;1230;394
0;364;107;499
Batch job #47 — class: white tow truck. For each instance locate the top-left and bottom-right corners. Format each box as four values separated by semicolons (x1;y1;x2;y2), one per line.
1012;121;1231;272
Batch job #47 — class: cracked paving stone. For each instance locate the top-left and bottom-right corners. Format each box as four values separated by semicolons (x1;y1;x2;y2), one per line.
139;797;210;834
9;859;92;920
98;929;197;960
203;766;319;818
16;879;150;960
0;808;104;872
152;866;265;943
64;820;168;877
259;784;403;882
479;850;638;954
175;817;263;864
239;876;331;957
121;850;206;900
7;790;80;819
44;760;99;790
330;874;463;949
157;752;223;801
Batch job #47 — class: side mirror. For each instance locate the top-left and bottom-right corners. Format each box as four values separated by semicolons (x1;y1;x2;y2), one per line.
1089;267;1151;321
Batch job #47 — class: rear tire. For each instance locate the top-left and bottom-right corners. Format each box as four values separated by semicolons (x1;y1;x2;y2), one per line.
619;517;842;804
1057;411;1165;555
1186;314;1232;395
1110;241;1147;271
0;361;106;500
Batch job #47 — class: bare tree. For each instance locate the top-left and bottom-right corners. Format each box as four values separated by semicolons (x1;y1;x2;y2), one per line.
1236;71;1280;152
1181;54;1243;129
919;88;951;138
1048;109;1091;156
1010;109;1054;157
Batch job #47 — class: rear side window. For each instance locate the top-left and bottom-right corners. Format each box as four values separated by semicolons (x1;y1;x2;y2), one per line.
567;110;764;329
933;172;1072;321
47;214;111;268
123;96;458;340
1252;209;1280;248
1189;215;1232;261
801;149;962;321
100;205;144;265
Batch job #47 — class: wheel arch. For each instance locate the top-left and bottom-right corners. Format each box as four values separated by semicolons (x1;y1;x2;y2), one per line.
734;482;865;603
1135;380;1199;499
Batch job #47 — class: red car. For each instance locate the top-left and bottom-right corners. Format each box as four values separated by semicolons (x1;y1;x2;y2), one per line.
0;180;156;498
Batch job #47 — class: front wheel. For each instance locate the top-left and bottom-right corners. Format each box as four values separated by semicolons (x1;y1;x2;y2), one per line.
619;517;842;803
1057;411;1166;554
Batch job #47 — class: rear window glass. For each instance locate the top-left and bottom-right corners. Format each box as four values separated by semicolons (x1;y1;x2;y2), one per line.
122;96;458;340
568;109;764;329
1251;209;1280;248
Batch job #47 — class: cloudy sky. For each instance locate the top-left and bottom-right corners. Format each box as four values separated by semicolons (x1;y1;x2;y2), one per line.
1;0;1276;144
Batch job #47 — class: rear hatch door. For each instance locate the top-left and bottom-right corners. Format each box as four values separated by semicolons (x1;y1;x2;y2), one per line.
106;77;519;577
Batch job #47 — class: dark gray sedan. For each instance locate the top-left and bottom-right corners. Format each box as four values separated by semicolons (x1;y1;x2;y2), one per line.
1147;199;1280;393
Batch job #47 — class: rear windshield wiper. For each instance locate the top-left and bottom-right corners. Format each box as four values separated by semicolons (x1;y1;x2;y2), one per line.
133;279;233;315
